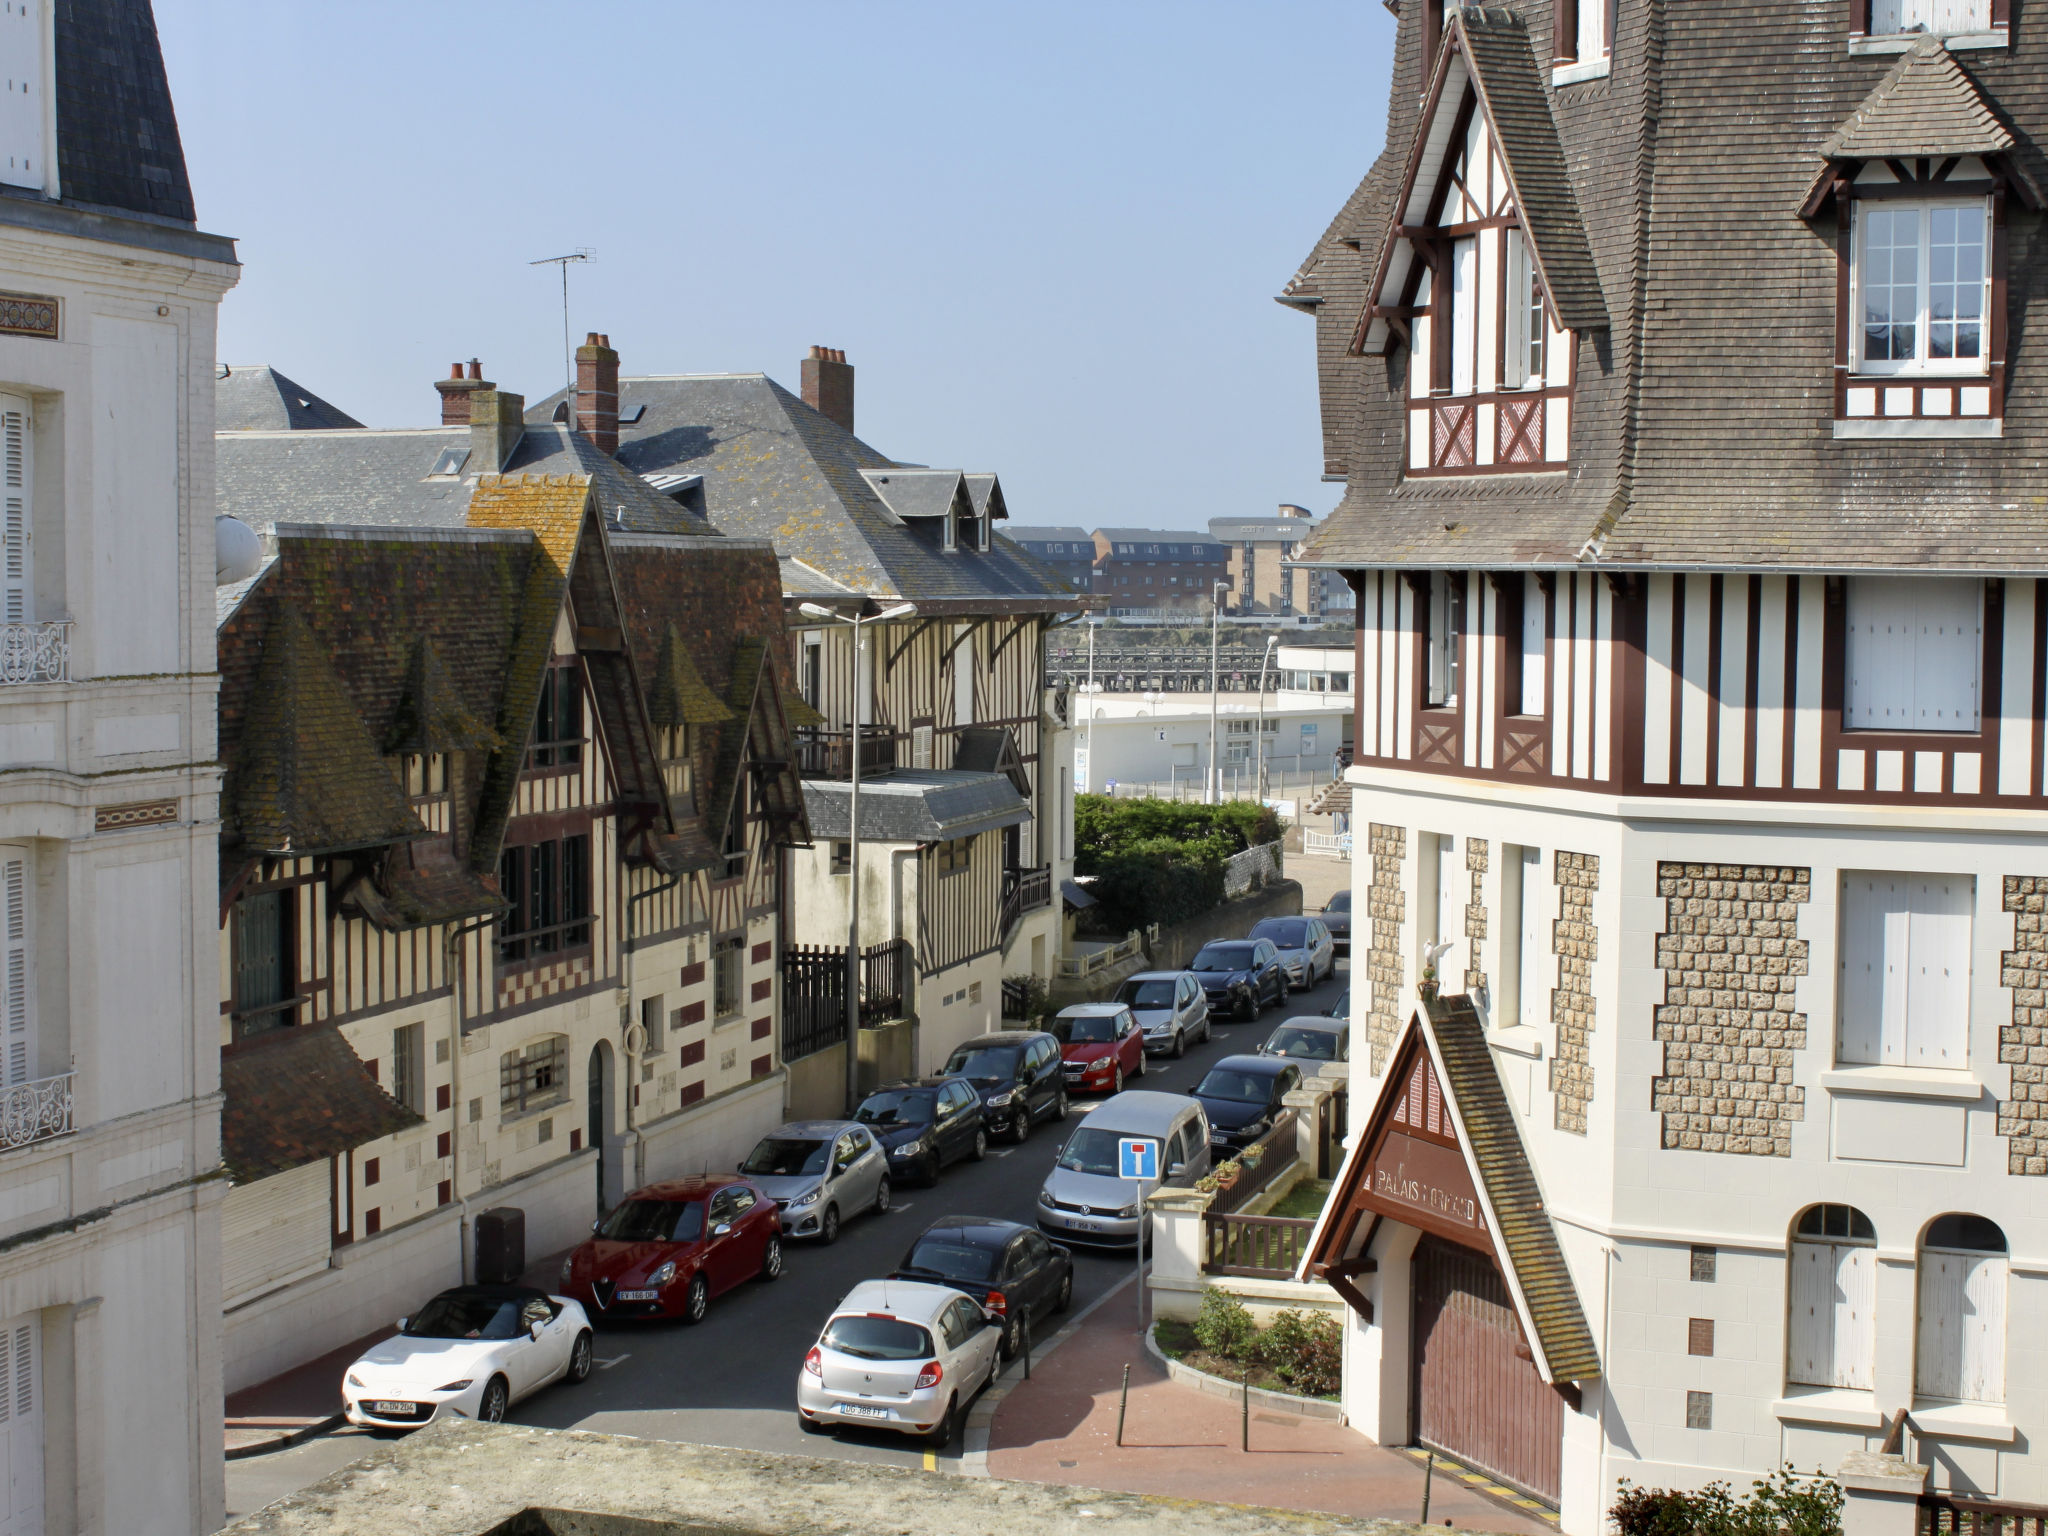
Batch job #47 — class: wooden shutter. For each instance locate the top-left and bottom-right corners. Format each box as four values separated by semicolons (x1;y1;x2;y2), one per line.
0;3;39;193
1789;1239;1834;1386
1909;580;1981;732
1918;1249;2006;1403
1450;239;1478;397
0;851;28;1088
221;1162;333;1307
1905;877;1972;1068
0;395;27;626
1845;579;1918;730
1837;875;1895;1066
1834;1244;1876;1388
1520;574;1546;714
0;1312;41;1536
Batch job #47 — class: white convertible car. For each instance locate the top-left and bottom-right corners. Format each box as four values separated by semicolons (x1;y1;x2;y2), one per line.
343;1284;594;1428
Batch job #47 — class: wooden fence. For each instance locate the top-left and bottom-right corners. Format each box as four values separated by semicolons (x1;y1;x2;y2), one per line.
779;939;913;1061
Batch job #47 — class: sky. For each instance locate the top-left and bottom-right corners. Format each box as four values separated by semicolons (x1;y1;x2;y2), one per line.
154;3;1392;536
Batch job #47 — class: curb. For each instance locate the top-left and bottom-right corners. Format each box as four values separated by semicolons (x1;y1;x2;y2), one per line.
1138;1326;1345;1422
1397;1444;1560;1526
959;1271;1139;1478
224;1414;347;1461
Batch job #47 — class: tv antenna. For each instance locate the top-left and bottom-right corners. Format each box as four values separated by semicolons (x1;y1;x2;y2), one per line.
529;249;594;395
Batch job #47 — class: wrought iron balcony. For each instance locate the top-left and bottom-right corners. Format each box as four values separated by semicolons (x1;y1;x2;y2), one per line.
0;1072;74;1151
0;620;70;686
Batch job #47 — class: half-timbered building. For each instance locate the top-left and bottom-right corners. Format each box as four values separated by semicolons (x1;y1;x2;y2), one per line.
1287;0;2048;1525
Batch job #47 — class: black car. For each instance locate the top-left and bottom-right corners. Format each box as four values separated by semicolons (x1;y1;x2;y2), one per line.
1191;1054;1303;1151
1188;938;1289;1021
891;1216;1074;1357
1321;890;1352;956
853;1077;988;1186
941;1030;1067;1144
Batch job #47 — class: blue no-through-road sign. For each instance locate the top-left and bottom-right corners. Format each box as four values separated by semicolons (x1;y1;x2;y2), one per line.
1118;1137;1158;1181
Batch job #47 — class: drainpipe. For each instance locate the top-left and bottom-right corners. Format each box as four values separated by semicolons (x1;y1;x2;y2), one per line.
888;847;918;1067
620;867;684;1189
443;911;500;1285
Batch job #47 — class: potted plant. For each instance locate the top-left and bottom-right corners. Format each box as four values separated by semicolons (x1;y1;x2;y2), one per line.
1241;1143;1266;1169
1211;1159;1244;1191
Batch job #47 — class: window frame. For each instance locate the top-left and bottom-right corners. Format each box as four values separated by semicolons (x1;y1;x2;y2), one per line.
497;830;593;967
712;934;744;1019
1788;1204;1879;1391
1915;1215;2008;1405
499;1035;568;1115
231;884;299;1036
1849;197;1993;379
526;658;586;772
1855;0;2005;39
392;1022;425;1114
1841;576;1984;737
1836;871;1974;1071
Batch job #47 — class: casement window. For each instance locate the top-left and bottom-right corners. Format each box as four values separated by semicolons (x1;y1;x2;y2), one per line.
712;935;743;1019
953;625;975;726
499;1035;567;1113
0;851;27;1083
1917;1214;2006;1404
1854;201;1989;377
640;995;665;1056
1497;573;1548;718
657;725;694;807
1498;845;1547;1028
391;1022;424;1114
497;833;592;964
1844;577;1981;732
231;886;296;1037
1504;234;1548;390
1864;0;1996;37
1418;832;1460;961
527;661;584;769
0;395;30;625
0;1313;42;1536
402;754;448;797
1789;1204;1877;1390
1837;872;1972;1070
1423;571;1463;708
935;837;973;876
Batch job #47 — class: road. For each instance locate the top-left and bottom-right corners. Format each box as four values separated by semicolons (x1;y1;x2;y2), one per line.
225;953;1348;1518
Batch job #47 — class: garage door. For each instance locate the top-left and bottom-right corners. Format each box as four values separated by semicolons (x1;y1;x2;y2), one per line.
222;1161;331;1308
1411;1234;1562;1504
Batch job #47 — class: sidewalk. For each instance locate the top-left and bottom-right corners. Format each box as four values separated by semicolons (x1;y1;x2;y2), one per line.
984;1292;1553;1536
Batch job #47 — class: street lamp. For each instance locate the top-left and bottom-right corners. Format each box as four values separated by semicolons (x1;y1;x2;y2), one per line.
1254;634;1279;800
797;598;916;1115
1206;580;1229;805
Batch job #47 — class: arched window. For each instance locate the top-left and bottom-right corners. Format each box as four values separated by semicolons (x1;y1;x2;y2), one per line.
1917;1214;2007;1405
1789;1204;1877;1390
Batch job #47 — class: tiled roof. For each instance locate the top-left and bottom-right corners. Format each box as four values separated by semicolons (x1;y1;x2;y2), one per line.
1821;37;2013;158
216;366;365;433
644;624;734;730
52;0;195;225
802;770;1033;843
220;1024;426;1183
383;635;502;755
1003;525;1095;544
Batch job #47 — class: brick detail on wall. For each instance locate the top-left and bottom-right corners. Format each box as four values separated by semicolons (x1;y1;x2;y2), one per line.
1998;876;2048;1174
1365;823;1408;1075
1650;863;1811;1157
1463;837;1490;994
1548;852;1600;1134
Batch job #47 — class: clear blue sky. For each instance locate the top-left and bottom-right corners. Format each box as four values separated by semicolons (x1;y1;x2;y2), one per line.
155;3;1391;535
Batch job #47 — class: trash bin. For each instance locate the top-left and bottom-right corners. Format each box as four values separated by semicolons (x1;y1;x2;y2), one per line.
474;1206;525;1285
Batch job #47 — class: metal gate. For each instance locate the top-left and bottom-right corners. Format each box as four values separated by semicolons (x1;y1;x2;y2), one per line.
1411;1234;1562;1505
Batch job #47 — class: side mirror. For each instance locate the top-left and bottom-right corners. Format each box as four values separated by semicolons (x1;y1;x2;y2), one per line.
592;1219;602;1233
529;1320;545;1341
713;1222;732;1237
1168;1162;1186;1177
396;1316;409;1331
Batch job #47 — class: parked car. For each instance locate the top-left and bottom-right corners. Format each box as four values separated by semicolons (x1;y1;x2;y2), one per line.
1188;938;1289;1021
797;1279;1002;1446
1112;970;1213;1057
558;1177;783;1323
1037;1090;1211;1250
1190;1055;1303;1153
1248;915;1337;989
1325;985;1349;1021
1321;890;1352;956
891;1215;1073;1357
854;1077;988;1186
1052;1002;1147;1095
342;1285;592;1429
740;1121;892;1244
1258;1016;1348;1066
941;1030;1067;1143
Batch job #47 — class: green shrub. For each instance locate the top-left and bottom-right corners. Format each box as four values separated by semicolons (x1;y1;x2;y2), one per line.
1191;1288;1258;1361
1255;1309;1342;1396
1611;1468;1842;1536
1254;1308;1314;1369
1072;797;1282;932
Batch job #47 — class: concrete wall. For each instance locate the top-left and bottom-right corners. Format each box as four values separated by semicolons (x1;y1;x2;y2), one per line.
1147;880;1304;971
785;1046;847;1122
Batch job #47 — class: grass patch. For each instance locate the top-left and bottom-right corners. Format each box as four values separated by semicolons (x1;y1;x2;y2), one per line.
1150;1319;1339;1400
1266;1178;1331;1220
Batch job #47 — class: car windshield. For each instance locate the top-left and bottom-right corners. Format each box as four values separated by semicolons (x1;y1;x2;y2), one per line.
403;1294;525;1340
596;1198;704;1243
945;1046;1021;1084
1115;979;1178;1008
1324;891;1351;913
901;1239;999;1284
855;1092;934;1127
1059;1014;1121;1044
1057;1126;1158;1176
742;1138;830;1177
1266;1026;1339;1060
1253;919;1309;947
1196;1067;1274;1104
1192;944;1254;972
822;1316;936;1361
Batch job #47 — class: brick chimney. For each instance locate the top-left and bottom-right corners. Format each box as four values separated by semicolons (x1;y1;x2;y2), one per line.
575;331;620;455
469;387;526;471
435;359;489;425
801;346;854;434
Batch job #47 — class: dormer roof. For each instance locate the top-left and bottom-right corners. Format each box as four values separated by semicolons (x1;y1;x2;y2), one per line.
1822;37;2011;160
861;468;970;524
383;634;502;756
645;624;735;730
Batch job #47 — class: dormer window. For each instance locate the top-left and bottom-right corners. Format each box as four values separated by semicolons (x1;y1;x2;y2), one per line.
1551;0;1614;83
1854;200;1987;376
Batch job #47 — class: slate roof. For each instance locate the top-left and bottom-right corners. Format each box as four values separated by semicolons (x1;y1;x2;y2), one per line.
220;1023;426;1183
1821;36;2014;158
1004;525;1095;545
801;770;1032;843
216;365;365;433
52;0;195;224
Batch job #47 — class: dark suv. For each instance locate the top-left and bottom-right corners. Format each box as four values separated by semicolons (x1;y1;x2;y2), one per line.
853;1077;989;1185
941;1030;1067;1144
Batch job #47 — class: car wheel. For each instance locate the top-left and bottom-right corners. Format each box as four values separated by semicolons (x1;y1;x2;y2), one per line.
1110;1061;1122;1094
759;1234;784;1282
1236;991;1255;1023
820;1204;841;1245
1171;1029;1185;1060
874;1176;892;1215
970;1128;988;1162
1000;1317;1019;1360
568;1330;594;1384
1053;1090;1069;1123
478;1375;510;1423
798;1411;832;1435
1134;1049;1146;1078
681;1273;710;1325
926;1394;959;1449
1054;1269;1073;1313
1012;1106;1032;1145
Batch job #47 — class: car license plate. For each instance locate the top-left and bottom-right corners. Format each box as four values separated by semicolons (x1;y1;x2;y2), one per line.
369;1401;414;1416
1068;1218;1099;1232
617;1289;659;1301
840;1403;889;1418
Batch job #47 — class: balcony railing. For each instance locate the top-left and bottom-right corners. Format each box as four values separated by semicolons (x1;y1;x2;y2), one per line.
779;939;913;1061
999;865;1054;943
793;727;897;781
0;1072;73;1151
0;620;70;685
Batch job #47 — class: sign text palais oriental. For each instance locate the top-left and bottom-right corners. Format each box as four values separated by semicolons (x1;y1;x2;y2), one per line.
1363;1130;1492;1253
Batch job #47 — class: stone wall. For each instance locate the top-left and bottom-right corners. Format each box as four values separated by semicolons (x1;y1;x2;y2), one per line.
1999;876;2048;1175
1548;851;1599;1134
1650;863;1810;1157
1365;823;1407;1075
1463;836;1489;994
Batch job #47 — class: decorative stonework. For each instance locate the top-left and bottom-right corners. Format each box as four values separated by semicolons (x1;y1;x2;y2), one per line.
1998;877;2048;1175
1650;863;1810;1157
1365;822;1407;1075
0;291;59;341
1464;837;1490;994
1548;852;1599;1134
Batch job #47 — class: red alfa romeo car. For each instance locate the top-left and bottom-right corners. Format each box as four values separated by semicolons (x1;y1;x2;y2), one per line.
1052;1003;1146;1096
558;1176;782;1324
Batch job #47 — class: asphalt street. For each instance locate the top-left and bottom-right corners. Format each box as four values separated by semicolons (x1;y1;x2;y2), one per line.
225;952;1348;1517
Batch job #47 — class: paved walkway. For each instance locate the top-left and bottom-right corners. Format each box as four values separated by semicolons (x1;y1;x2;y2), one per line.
984;1290;1552;1536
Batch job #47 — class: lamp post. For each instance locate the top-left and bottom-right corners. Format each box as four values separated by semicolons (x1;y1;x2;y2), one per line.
1255;634;1279;801
798;599;916;1115
1207;580;1228;805
1084;618;1100;794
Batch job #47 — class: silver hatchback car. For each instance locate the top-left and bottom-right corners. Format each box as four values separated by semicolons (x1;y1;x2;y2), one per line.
1036;1090;1210;1250
1111;971;1213;1058
740;1121;892;1245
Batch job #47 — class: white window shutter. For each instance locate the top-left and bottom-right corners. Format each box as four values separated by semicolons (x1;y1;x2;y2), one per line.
1437;835;1460;955
0;851;27;1088
0;3;39;193
1450;239;1477;397
1520;849;1548;1027
1910;580;1981;732
1520;573;1546;713
1837;875;1889;1066
1834;1243;1875;1389
0;1313;41;1536
1905;877;1972;1068
1962;1253;2006;1403
0;394;28;626
953;625;974;728
1918;1248;1966;1399
1789;1240;1833;1386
